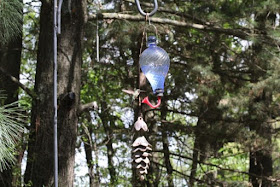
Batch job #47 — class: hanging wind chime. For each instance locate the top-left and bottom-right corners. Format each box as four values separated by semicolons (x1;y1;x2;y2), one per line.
131;0;170;181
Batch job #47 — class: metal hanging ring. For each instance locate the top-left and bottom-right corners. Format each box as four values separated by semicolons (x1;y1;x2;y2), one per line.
135;0;158;17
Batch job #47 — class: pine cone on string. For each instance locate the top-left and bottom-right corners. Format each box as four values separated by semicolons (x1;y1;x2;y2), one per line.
132;136;152;181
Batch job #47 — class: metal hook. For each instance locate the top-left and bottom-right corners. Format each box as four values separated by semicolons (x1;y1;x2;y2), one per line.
135;0;158;17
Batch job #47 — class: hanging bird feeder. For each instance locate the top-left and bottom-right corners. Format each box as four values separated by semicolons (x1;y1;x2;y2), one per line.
135;0;170;109
140;36;170;108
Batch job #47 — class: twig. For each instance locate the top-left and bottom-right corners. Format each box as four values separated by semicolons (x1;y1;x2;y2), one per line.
151;160;211;185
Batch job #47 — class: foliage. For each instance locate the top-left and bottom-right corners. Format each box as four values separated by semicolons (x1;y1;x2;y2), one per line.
0;101;24;171
0;0;23;45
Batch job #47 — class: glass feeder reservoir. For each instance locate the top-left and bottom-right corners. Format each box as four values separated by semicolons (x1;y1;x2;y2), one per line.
140;36;170;96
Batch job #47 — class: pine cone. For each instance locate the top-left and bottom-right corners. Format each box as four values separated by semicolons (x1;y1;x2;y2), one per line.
132;136;152;180
134;117;148;132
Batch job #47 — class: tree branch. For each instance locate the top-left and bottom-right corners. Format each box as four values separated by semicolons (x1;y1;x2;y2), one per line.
123;0;211;25
0;67;36;99
89;13;279;46
89;13;251;39
78;101;98;115
159;120;195;134
154;150;280;183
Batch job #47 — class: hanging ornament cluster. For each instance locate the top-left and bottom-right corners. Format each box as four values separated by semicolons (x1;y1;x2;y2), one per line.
131;0;170;182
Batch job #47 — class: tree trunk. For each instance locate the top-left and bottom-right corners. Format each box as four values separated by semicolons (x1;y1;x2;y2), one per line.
82;115;100;187
248;13;274;187
0;37;21;104
100;101;116;185
0;3;23;185
161;100;174;187
146;113;160;187
189;132;199;187
131;32;148;187
249;92;273;187
24;0;86;186
249;143;273;187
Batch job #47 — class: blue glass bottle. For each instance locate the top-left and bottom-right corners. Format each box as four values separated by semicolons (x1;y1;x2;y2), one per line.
140;36;170;96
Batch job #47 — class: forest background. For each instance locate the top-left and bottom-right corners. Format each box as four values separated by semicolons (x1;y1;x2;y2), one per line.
0;0;280;186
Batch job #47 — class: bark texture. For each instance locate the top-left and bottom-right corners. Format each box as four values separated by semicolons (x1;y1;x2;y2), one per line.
24;0;86;186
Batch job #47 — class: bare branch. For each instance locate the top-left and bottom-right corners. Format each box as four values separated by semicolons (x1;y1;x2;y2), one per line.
0;67;36;99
